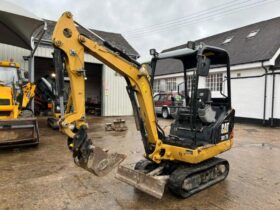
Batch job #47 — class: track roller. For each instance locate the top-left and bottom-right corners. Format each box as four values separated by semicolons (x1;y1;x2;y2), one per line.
168;157;229;198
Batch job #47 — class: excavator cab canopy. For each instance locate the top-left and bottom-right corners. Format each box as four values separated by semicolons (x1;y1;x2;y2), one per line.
150;44;233;147
151;44;231;103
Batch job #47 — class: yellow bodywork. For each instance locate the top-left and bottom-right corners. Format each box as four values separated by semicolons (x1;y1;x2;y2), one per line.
21;82;36;108
52;12;233;165
0;61;36;119
0;86;19;119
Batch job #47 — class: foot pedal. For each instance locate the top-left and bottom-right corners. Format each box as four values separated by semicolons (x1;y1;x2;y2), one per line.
87;147;126;176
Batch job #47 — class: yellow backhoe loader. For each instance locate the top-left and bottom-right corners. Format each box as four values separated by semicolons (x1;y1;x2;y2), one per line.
0;60;39;148
52;12;235;199
0;0;46;148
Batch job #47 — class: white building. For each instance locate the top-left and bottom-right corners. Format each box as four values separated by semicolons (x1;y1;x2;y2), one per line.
0;19;139;116
154;17;280;126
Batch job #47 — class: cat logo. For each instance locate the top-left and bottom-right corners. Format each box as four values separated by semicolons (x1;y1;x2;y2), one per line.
221;122;229;134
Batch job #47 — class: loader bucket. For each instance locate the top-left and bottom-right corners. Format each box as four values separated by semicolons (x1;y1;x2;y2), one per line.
0;117;39;148
115;165;167;199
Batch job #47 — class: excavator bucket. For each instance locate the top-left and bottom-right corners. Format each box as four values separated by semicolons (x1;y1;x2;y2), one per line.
115;165;167;199
0;118;39;148
86;147;127;176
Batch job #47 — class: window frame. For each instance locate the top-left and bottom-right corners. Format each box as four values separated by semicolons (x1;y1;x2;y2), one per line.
165;77;177;92
206;73;223;92
153;79;160;93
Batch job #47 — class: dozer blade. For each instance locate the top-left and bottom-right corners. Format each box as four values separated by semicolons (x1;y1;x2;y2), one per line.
115;165;167;199
86;147;126;177
0;118;39;148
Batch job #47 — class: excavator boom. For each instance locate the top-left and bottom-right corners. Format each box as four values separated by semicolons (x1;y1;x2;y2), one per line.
52;12;160;176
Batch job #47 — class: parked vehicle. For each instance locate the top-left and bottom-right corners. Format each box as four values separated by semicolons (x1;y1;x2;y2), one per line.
153;92;184;119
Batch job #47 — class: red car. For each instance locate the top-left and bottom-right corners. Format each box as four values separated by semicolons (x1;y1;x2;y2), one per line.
153;92;183;119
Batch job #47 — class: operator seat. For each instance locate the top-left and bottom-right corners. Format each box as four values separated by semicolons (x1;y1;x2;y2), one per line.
197;88;216;123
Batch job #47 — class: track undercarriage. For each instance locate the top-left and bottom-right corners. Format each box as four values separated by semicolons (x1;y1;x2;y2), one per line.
116;157;229;199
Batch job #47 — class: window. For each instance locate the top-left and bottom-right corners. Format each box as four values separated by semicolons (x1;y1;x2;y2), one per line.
159;95;168;101
165;78;176;91
153;94;160;102
247;29;260;38
206;73;223;91
187;75;193;91
222;36;234;44
0;67;19;87
167;95;173;101
153;79;160;93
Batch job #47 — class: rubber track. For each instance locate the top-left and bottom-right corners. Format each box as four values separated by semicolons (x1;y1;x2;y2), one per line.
168;157;229;198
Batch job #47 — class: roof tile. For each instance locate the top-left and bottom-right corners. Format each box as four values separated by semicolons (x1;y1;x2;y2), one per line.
159;16;280;75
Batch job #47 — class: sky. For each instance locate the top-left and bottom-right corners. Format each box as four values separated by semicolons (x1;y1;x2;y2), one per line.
6;0;280;61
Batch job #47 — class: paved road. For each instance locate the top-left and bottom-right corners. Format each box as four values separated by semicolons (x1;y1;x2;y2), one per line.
0;117;279;209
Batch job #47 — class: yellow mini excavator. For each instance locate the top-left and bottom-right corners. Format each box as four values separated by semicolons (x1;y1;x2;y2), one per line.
52;12;235;199
0;60;39;148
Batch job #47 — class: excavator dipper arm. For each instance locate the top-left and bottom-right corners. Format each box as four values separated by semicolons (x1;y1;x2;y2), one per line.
52;12;160;176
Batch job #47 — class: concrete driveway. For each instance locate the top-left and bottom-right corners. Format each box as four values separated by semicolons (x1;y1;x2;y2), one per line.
0;116;279;210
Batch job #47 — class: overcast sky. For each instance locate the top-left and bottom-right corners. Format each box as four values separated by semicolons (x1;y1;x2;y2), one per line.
6;0;280;61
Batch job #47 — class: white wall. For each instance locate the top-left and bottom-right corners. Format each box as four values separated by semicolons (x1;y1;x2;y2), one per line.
230;68;266;119
102;66;133;116
231;68;280;121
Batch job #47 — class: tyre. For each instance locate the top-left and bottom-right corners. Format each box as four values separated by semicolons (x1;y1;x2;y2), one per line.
162;108;169;119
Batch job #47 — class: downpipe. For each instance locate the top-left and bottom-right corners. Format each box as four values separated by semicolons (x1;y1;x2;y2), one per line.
271;69;276;127
261;63;268;125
